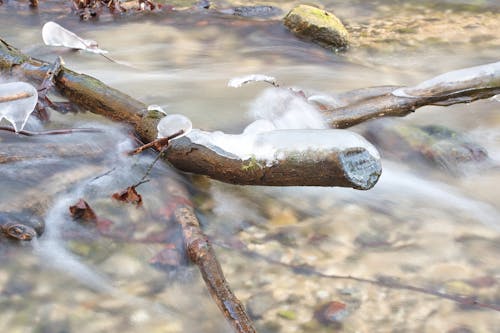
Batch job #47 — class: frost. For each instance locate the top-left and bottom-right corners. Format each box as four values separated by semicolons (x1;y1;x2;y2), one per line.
228;74;278;88
157;114;192;139
42;21;108;54
0;82;38;132
147;104;167;115
249;88;327;129
392;61;500;98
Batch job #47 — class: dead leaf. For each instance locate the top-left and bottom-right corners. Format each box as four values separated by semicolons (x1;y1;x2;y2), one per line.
112;186;143;207
69;199;97;222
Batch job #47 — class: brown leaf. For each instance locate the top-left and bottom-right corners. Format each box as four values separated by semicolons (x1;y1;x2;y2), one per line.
69;199;97;222
112;186;143;207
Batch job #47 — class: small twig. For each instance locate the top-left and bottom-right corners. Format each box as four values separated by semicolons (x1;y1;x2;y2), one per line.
35;56;65;121
128;129;184;155
0;92;33;103
0;126;103;136
217;241;500;312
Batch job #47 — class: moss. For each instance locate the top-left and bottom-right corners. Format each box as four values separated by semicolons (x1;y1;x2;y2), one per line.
241;156;264;171
146;109;166;120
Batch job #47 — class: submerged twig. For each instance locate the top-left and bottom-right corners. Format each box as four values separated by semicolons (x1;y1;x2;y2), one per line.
174;206;257;333
218;241;500;312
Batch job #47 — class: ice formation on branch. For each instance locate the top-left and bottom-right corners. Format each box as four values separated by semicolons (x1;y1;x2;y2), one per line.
157;114;192;139
392;61;500;98
228;74;278;88
0;82;38;132
42;21;108;54
187;87;379;164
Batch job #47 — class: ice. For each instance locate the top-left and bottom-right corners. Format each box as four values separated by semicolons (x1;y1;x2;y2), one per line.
227;74;278;88
249;88;328;129
147;104;168;115
0;81;38;132
187;86;379;164
307;93;342;108
157;114;192;139
188;128;380;164
242;119;276;135
42;21;108;54
392;61;500;98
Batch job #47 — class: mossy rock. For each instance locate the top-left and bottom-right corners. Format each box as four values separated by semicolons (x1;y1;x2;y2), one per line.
283;5;349;50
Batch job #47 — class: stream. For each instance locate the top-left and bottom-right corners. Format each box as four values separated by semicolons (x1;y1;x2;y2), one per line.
0;1;499;332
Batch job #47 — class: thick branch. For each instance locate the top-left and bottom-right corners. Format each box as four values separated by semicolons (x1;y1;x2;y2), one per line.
167;136;381;189
0;37;380;189
326;63;500;128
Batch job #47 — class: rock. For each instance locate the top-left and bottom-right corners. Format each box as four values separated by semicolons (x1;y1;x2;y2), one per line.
283;5;349;50
314;301;349;326
365;121;489;174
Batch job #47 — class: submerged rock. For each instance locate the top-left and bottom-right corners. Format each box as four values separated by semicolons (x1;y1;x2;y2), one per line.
365;121;489;174
314;301;350;326
283;5;349;50
231;6;282;18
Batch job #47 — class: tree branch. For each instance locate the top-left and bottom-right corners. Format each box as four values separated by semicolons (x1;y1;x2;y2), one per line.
326;63;500;128
0;37;381;189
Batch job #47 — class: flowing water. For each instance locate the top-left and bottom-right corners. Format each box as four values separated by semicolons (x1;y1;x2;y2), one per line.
0;1;499;332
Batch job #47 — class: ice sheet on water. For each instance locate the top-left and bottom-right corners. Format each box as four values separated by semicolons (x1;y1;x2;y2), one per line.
42;21;108;54
392;61;500;98
0;81;38;132
227;74;278;88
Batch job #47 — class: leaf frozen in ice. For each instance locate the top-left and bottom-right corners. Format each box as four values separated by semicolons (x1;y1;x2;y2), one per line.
228;74;278;88
0;82;38;132
157;114;193;139
42;21;108;54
